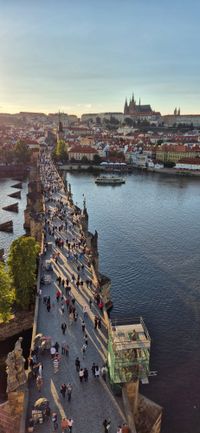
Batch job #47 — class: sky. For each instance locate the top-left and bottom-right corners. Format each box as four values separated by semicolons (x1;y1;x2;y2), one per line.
0;0;200;116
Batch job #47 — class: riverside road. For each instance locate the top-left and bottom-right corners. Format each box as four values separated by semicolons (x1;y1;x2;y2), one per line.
27;155;126;433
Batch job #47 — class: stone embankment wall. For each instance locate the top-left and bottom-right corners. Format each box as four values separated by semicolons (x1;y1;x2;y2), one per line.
0;391;25;433
0;311;34;342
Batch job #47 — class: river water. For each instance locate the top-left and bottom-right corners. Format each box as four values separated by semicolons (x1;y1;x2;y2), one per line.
66;171;200;433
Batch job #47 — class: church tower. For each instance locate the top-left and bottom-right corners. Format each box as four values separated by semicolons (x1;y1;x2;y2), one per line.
124;98;129;115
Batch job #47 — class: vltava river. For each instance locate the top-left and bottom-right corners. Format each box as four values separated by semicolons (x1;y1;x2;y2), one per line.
66;171;200;433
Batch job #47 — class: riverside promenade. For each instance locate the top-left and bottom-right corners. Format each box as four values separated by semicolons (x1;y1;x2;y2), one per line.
27;155;126;433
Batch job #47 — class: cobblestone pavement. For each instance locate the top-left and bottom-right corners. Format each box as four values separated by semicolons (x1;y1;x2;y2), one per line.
27;188;126;433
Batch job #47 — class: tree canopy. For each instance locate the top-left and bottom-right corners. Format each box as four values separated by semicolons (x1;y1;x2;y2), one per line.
0;263;15;322
8;236;40;309
14;140;31;164
53;140;68;162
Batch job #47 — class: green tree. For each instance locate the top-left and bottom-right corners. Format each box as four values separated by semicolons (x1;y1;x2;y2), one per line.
14;140;31;164
0;263;15;322
81;156;89;163
8;236;40;309
93;154;101;164
55;140;68;162
124;117;134;127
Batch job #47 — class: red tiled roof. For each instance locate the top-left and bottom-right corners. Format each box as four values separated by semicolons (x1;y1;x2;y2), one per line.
178;158;200;164
68;145;97;154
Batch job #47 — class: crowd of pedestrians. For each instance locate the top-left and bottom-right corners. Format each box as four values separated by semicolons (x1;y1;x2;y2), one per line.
28;153;128;433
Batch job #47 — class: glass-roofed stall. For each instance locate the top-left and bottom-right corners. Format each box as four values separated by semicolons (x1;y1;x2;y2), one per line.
108;317;151;384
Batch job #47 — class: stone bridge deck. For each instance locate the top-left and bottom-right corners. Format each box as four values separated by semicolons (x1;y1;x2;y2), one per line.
27;191;126;433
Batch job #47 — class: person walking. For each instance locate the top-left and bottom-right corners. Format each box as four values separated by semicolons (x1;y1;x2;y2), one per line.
83;367;88;382
47;300;51;312
50;345;56;359
68;418;74;433
61;322;67;335
56;290;61;302
94;315;98;329
54;341;59;352
52;412;58;431
61;302;65;315
83;305;88;318
95;365;100;378
61;417;69;433
38;362;43;378
36;375;43;392
101;365;108;382
81;343;87;359
60;383;67;398
67;383;72;401
103;419;111;433
81;319;85;333
84;333;88;346
53;355;60;373
75;357;80;371
79;368;84;383
98;317;102;329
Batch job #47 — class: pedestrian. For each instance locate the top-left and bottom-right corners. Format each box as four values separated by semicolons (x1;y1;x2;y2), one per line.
66;297;70;310
79;368;84;383
94;315;98;329
61;322;67;335
84;334;88;346
60;383;67;398
101;365;108;382
53;355;59;373
67;383;72;401
98;317;102;329
83;367;88;382
61;302;65;314
95;365;100;378
38;362;43;378
83;305;88;318
121;423;130;433
103;419;111;433
61;417;69;433
69;311;74;325
74;310;78;322
81;319;85;333
54;341;59;352
36;375;43;392
68;418;74;433
75;357;80;371
81;343;87;359
56;290;60;302
52;412;58;431
50;345;56;359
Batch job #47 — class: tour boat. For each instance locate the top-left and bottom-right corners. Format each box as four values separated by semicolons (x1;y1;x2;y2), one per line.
95;176;125;185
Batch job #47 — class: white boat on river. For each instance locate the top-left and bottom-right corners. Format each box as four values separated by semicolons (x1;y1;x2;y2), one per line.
95;176;125;185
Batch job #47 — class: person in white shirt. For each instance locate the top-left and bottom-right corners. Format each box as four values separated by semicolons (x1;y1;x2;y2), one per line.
68;418;73;432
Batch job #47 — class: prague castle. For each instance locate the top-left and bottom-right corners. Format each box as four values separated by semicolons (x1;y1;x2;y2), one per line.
124;93;160;118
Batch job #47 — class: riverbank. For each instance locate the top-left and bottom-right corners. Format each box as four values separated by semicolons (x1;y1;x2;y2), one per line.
59;162;200;178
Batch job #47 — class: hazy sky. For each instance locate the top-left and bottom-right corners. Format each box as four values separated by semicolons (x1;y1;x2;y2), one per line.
0;0;200;115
